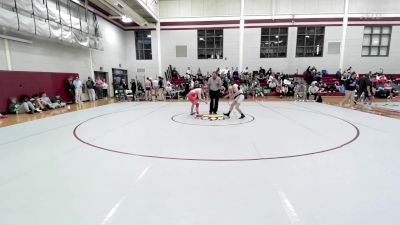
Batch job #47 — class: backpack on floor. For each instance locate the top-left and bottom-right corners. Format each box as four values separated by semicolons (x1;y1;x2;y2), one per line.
316;95;323;103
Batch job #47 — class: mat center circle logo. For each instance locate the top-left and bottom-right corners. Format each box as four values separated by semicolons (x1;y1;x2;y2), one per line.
195;114;226;121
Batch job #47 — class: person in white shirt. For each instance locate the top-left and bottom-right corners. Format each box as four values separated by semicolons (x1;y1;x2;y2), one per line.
165;82;173;97
294;82;307;101
186;67;192;77
221;67;229;77
224;84;245;119
307;81;320;101
242;67;249;80
73;76;83;104
144;77;153;101
242;67;249;74
40;92;59;109
102;81;108;98
152;77;159;99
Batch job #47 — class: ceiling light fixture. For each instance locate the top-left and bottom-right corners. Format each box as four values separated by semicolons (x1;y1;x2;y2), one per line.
121;16;132;23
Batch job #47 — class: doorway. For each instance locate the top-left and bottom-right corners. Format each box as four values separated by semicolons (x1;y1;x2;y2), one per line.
94;71;108;99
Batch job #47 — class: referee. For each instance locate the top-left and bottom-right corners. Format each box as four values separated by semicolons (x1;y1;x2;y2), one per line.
207;72;223;114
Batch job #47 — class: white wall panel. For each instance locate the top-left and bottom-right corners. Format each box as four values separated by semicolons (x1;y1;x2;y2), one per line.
179;0;192;17
0;40;8;70
349;0;400;13
243;26;342;74
191;0;204;17
343;26;400;73
244;0;272;16
160;0;400;17
160;29;239;75
125;30;158;81
9;39;91;76
275;0;344;15
160;0;240;18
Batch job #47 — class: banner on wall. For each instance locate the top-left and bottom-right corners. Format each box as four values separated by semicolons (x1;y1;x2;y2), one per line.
0;8;19;30
62;26;73;43
0;0;102;50
81;21;89;33
48;4;60;22
71;16;81;30
73;29;89;47
18;14;36;34
1;0;16;9
60;12;72;27
49;21;62;40
35;17;50;38
16;0;34;13
33;0;47;19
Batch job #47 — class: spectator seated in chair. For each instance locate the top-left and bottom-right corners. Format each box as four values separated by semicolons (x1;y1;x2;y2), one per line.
294;82;307;101
307;81;320;101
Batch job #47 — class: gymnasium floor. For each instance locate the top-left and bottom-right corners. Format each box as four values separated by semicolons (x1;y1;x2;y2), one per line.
1;100;400;225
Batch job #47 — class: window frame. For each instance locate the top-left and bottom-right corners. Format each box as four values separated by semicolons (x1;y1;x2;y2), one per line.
361;26;391;57
197;29;223;60
135;30;152;60
295;26;325;57
260;27;288;58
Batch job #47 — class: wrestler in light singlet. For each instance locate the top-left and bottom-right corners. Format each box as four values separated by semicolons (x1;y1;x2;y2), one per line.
224;84;245;119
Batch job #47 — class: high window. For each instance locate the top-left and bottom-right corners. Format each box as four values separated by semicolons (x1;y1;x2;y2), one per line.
135;30;152;60
260;27;288;58
296;26;325;57
362;26;391;56
198;29;223;59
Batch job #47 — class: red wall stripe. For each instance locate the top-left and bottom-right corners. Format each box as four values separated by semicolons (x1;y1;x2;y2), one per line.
348;17;400;22
245;17;343;24
160;20;240;26
161;26;240;31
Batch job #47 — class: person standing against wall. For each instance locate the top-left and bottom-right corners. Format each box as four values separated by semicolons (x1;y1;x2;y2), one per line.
339;72;357;107
73;76;83;104
65;76;75;103
158;76;165;101
86;77;96;101
144;77;153;101
207;72;222;114
130;79;137;101
102;79;108;98
95;77;104;99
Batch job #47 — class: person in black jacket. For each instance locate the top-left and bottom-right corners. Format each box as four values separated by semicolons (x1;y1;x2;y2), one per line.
158;77;165;101
358;72;374;109
130;79;137;101
86;77;96;101
339;72;357;107
259;67;266;76
65;76;75;103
